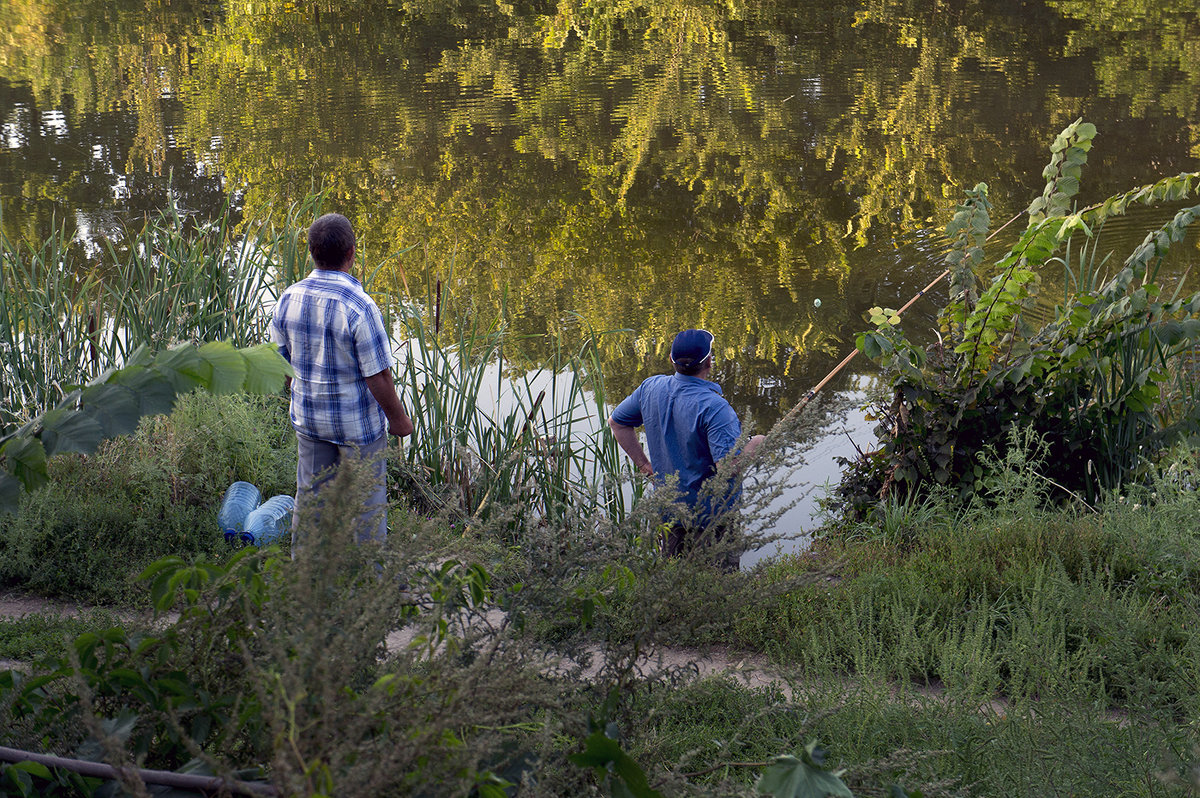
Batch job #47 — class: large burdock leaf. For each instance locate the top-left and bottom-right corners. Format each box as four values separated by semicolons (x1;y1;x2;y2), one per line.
198;340;250;395
756;753;854;798
108;366;179;416
0;473;23;512
240;343;293;395
0;341;293;514
1;436;49;491
78;383;142;438
155;344;208;393
40;407;105;456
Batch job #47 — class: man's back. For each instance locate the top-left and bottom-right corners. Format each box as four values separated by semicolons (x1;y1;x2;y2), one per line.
271;269;391;446
610;372;741;505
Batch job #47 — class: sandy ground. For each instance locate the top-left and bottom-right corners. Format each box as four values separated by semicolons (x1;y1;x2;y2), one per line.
0;590;1018;720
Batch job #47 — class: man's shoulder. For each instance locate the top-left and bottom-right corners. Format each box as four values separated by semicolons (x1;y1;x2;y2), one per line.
684;378;735;416
632;373;674;396
281;272;379;312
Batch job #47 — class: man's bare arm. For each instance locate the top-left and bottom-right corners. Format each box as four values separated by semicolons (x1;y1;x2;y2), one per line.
365;368;414;438
607;416;654;477
725;434;766;475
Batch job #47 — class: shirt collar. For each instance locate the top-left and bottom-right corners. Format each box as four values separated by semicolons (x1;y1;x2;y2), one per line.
309;268;363;288
671;372;723;394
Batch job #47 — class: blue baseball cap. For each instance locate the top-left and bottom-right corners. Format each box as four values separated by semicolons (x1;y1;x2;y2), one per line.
670;329;714;369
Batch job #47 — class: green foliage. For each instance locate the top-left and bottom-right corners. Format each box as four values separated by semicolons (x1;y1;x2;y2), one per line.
756;742;853;798
0;460;558;796
848;120;1200;505
0;392;294;602
393;292;634;536
0;548;276;796
0;759;98;797
741;448;1200;714
570;723;664;798
0;341;291;516
0;611;119;663
0;198;315;431
5;418;1199;797
940;183;993;334
1027;118;1096;225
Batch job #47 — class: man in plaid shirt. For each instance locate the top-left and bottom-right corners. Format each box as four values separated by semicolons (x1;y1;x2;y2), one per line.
270;213;414;544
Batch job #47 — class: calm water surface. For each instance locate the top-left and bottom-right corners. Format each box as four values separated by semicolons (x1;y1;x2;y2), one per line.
3;1;1198;544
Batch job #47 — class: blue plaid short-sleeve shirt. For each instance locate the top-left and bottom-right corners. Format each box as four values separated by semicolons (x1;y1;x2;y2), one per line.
269;269;392;446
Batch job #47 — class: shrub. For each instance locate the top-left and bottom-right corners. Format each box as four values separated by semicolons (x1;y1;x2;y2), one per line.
839;119;1200;510
0;392;294;602
0;458;579;797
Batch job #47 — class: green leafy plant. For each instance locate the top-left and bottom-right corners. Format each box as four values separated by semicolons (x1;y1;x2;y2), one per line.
0;759;98;797
847;119;1200;505
0;391;293;602
0;341;291;515
570;722;664;798
755;742;854;798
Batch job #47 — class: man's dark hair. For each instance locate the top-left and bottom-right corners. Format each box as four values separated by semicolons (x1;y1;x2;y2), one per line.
308;213;356;269
673;355;711;377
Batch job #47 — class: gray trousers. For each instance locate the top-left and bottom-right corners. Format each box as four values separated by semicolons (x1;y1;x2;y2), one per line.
294;433;388;546
665;520;740;573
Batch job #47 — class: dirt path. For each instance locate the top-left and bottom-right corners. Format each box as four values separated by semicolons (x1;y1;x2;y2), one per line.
0;590;790;693
0;592;171;672
0;591;1011;718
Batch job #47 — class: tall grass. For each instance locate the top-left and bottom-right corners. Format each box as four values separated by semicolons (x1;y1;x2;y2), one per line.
391;292;635;532
736;441;1200;715
0;197;317;430
0;201;636;533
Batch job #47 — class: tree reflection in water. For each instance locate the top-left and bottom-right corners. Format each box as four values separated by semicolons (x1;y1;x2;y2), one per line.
0;0;1197;430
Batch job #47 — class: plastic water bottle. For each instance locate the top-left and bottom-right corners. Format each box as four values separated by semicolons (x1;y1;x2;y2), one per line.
218;482;261;544
242;495;296;546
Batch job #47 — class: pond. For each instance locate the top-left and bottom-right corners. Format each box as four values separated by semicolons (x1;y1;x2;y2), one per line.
2;0;1199;552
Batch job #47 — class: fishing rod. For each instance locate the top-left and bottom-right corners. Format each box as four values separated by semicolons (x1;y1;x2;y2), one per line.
774;207;1028;430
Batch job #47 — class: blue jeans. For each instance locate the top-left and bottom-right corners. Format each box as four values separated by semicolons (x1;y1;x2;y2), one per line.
293;433;388;547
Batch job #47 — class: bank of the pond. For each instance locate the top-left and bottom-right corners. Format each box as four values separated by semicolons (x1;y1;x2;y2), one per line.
1;389;1199;796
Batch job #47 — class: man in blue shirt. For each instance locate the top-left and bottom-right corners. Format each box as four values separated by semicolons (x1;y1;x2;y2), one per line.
270;213;414;545
608;329;763;570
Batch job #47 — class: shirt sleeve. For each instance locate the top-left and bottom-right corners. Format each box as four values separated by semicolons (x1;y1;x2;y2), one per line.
610;384;645;428
704;403;742;462
268;301;290;363
354;302;392;378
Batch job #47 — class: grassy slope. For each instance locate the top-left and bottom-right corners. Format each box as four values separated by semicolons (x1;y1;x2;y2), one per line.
1;392;1198;794
616;464;1200;795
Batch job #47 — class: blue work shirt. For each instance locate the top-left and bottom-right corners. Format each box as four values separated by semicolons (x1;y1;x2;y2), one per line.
610;373;742;520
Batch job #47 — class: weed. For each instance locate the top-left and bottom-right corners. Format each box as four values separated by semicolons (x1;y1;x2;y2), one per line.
0;392;293;602
0;610;121;663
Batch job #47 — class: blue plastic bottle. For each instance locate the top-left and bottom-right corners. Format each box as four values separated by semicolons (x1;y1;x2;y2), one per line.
241;495;296;546
218;481;262;544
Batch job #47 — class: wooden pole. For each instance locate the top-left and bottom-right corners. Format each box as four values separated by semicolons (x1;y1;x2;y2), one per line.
0;745;278;797
776;209;1026;428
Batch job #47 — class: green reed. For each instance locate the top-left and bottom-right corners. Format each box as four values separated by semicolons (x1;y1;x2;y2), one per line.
390;290;633;531
1;203;631;530
0;198;319;430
